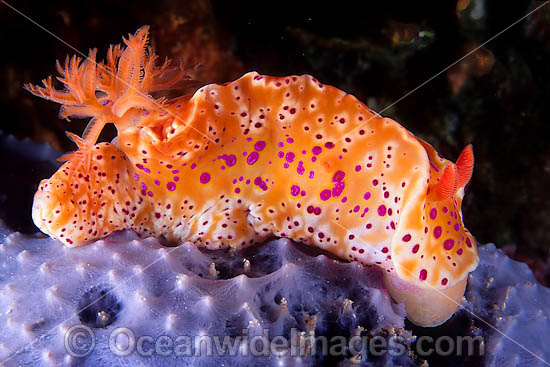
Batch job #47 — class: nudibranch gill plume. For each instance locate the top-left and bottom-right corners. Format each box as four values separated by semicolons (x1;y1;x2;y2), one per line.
26;26;478;327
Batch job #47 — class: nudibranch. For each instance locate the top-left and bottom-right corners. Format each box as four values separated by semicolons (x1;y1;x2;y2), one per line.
27;26;478;327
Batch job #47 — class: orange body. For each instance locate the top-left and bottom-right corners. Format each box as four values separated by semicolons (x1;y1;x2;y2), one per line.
28;26;478;292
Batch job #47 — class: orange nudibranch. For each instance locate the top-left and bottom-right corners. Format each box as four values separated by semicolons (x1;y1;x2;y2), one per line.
27;26;478;327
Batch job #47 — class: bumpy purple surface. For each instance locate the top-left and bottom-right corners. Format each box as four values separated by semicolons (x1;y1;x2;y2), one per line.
0;225;421;367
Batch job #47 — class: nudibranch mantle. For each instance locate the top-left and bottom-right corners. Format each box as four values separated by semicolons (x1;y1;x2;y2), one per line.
27;26;478;327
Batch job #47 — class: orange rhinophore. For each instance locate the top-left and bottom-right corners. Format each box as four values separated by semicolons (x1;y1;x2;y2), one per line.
27;26;479;327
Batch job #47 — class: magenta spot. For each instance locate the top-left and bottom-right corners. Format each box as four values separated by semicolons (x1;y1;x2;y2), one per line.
285;152;295;163
443;206;449;213
454;223;460;231
355;165;361;172
297;161;305;175
283;163;290;169
372;179;378;186
312;146;322;155
419;269;427;281
324;142;334;149
363;192;371;200
136;163;144;170
402;234;412;242
254;141;266;151
332;181;345;197
200;172;211;184
332;170;345;182
430;208;437;220
377;205;387;216
234;187;241;194
286;137;294;143
320;189;332;201
290;185;300;196
190;163;197;169
434;226;442;239
147;191;153;197
154;179;160;186
466;237;472;248
278;142;284;148
341;196;348;203
173;176;179;182
443;239;455;250
309;171;315;179
441;278;448;286
254;176;268;191
247;151;259;165
457;248;464;255
133;173;139;181
172;169;180;174
353;205;360;213
166;182;176;191
311;156;317;163
412;244;420;254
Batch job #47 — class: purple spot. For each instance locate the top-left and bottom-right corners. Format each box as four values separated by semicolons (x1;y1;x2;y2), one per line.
278;142;284;148
454;223;460;231
154;179;160;186
136;163;144;170
247;152;259;165
173;176;179;182
283;163;290;169
254;176;268;191
443;239;455;250
254;141;266;151
225;154;237;166
166;182;176;191
133;173;139;181
377;205;387;216
466;237;472;248
412;244;420;254
300;190;306;197
297;161;305;175
278;151;284;159
309;171;315;179
443;206;449;213
419;269;427;281
234;187;241;194
355;165;361;172
286;137;294;143
402;234;412;242
324;142;335;149
363;192;371;200
372;179;378;186
341;196;348;203
353;205;360;213
147;191;153;197
457;248;464;255
200;172;211;184
430;208;437;220
332;170;345;182
434;226;442;239
290;185;300;197
332;181;345;197
320;189;331;201
190;163;197;170
285;152;295;163
312;146;322;155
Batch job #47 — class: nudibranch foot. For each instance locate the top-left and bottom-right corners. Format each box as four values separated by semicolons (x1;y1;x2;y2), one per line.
27;26;479;327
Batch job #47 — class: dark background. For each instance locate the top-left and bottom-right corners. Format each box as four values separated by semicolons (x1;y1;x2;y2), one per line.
0;0;549;283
